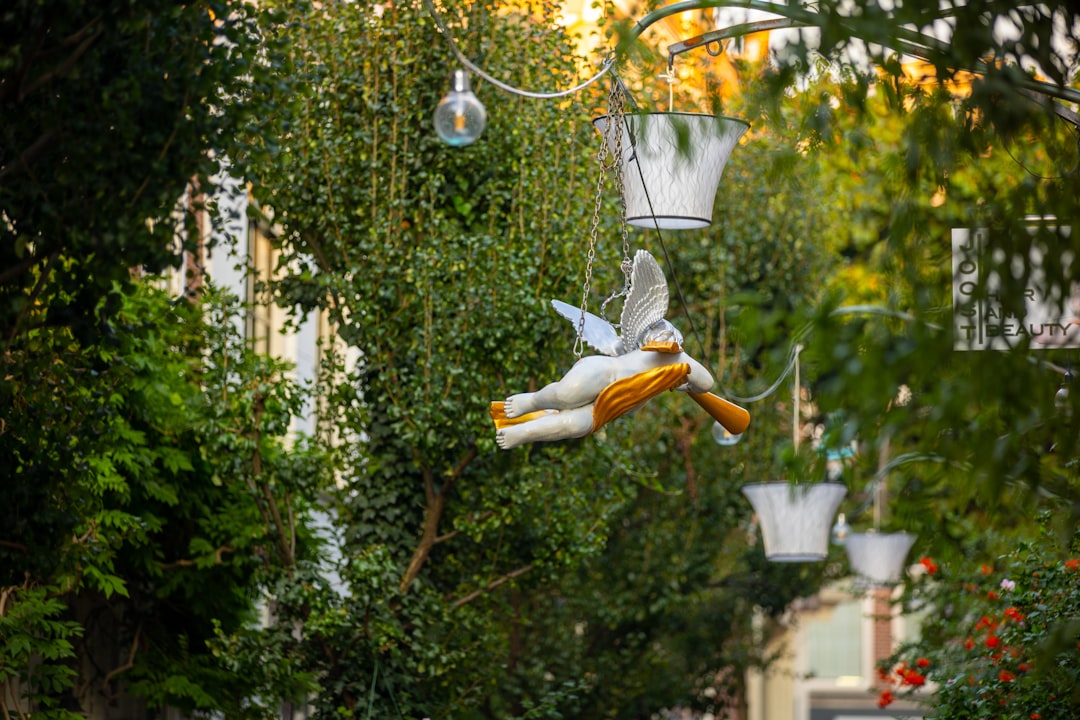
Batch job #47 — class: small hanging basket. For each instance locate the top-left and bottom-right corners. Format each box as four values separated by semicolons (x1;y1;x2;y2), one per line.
592;112;749;230
844;531;917;587
742;482;847;562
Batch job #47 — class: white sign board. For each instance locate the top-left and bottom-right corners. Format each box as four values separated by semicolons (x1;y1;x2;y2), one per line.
952;225;1076;351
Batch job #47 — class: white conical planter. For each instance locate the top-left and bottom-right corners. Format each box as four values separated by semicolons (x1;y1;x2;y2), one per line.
845;531;916;586
592;112;749;230
742;482;847;562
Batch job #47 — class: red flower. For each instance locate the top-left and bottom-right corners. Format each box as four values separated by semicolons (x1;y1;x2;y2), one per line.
916;657;931;668
1032;714;1042;719
987;590;999;600
902;669;927;686
999;670;1017;682
964;637;975;650
981;563;994;575
877;690;895;708
1018;662;1032;673
1004;606;1025;622
1066;558;1080;571
986;635;1001;649
920;556;939;574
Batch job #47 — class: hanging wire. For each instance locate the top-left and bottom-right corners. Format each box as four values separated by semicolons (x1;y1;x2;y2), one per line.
612;103;714;379
873;435;890;531
1000;123;1080;180
721;345;803;404
421;0;615;99
792;343;802;450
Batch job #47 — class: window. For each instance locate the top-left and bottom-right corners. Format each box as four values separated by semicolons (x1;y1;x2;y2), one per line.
806;600;863;679
245;218;278;355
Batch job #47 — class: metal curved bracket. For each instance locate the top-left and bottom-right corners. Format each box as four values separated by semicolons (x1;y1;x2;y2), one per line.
636;0;1080;126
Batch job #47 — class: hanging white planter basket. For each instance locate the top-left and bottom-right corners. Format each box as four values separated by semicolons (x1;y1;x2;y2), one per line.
844;531;917;586
742;482;847;562
592;112;749;230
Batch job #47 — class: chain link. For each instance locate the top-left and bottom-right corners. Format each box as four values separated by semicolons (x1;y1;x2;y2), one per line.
598;81;631;324
613;86;632;296
576;76;630;358
577;134;606;357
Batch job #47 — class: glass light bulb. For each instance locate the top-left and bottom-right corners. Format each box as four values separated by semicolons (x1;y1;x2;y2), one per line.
434;70;486;147
711;421;742;446
831;512;851;546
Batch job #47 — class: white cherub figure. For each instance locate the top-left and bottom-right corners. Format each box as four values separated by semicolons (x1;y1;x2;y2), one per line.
491;249;750;450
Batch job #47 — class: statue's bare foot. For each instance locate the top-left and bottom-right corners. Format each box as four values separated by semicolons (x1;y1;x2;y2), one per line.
496;427;523;450
503;393;536;419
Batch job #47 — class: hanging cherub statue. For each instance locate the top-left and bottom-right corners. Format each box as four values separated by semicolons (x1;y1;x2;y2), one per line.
490;249;750;450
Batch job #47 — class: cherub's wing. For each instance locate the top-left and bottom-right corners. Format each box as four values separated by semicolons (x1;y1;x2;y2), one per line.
619;249;670;352
551;299;623;356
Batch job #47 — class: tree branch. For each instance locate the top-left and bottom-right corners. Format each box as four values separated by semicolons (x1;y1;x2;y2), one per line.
158;544;233;570
451;565;535;609
399;445;478;593
127;84;189;208
248;392;294;574
260;480;292;572
400;467;444;593
0;15;103;104
435;510;495;544
0;24;46;105
71;518;96;546
298;230;333;274
444;445;477;496
0;128;58;187
54;16;105;51
2;676;22;720
18;25;104;101
101;623;142;698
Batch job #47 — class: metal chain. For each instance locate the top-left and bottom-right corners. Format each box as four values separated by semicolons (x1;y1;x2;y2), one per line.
576;76;623;358
599;81;632;323
613;84;632;295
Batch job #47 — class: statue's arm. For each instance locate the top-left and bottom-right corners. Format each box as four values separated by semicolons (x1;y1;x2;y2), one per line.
682;355;715;394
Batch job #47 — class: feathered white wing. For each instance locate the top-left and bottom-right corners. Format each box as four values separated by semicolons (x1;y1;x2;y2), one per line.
551;299;623;356
619;249;670;352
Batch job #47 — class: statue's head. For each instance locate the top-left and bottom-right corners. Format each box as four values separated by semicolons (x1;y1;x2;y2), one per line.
638;318;683;350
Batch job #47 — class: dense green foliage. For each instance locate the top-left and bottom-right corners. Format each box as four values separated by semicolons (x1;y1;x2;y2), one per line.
0;0;283;344
228;1;843;717
2;4;323;716
1;281;330;717
2;0;1079;718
